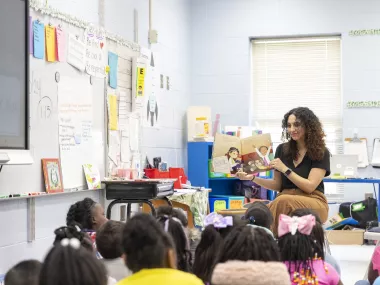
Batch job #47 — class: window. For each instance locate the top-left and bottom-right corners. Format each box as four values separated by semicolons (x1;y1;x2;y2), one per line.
251;36;343;200
0;0;28;150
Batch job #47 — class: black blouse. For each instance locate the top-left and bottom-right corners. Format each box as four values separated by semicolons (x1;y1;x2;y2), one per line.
275;143;331;193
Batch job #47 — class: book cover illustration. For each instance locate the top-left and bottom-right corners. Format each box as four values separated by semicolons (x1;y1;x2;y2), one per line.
83;164;101;189
212;133;273;174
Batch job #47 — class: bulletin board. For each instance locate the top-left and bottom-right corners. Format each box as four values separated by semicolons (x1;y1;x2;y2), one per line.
23;1;142;192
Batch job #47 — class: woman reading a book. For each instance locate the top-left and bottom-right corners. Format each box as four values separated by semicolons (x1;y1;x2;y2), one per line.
237;107;330;236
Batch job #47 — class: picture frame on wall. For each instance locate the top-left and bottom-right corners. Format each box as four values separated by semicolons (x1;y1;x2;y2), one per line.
42;158;64;193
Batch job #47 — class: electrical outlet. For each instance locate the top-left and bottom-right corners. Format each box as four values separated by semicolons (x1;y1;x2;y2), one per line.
149;30;158;44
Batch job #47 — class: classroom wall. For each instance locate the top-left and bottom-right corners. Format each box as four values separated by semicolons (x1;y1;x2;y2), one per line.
190;0;380;200
0;0;191;273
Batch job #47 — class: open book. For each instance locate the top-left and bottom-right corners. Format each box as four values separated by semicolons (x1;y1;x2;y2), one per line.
212;133;273;174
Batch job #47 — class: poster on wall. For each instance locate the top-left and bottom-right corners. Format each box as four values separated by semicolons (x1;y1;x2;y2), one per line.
85;27;107;78
58;76;93;189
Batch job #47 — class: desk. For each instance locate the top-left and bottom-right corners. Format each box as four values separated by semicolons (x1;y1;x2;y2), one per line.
103;180;174;219
324;178;380;223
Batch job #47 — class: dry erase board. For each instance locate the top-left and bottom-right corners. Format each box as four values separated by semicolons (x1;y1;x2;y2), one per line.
0;10;106;194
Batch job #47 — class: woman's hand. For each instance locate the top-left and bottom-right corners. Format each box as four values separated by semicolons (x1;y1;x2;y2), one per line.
236;172;254;181
269;158;288;173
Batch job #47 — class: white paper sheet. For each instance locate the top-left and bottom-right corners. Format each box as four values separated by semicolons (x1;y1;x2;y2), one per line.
108;130;120;165
129;116;139;151
67;34;86;71
58;76;93;189
121;136;131;163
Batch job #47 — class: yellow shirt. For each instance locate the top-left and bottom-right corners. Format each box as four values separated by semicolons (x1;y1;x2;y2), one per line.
117;268;203;285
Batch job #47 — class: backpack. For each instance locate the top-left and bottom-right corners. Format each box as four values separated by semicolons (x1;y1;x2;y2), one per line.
339;198;378;228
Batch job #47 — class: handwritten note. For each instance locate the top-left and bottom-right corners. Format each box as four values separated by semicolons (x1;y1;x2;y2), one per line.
33;20;45;59
108;52;118;89
214;200;227;212
45;25;56;62
108;130;120;165
67;34;86;71
29;16;33;54
85;27;107;78
230;200;243;209
108;95;118;130
212;156;231;174
56;27;66;62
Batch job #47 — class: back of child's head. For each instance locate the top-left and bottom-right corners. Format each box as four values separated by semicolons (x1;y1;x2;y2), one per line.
156;205;188;227
156;214;192;272
290;208;326;255
122;213;175;273
53;225;93;252
96;220;124;259
277;214;324;270
5;260;42;285
66;197;96;229
243;201;273;229
39;239;107;285
219;225;280;263
193;213;239;283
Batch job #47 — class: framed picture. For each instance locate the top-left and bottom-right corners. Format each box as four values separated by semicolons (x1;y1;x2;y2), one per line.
42;159;64;193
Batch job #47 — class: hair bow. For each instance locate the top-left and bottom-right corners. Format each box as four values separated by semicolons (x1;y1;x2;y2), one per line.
61;238;81;249
204;212;233;228
278;214;315;238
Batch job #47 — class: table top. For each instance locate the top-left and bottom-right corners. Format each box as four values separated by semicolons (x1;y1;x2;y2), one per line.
324;178;380;183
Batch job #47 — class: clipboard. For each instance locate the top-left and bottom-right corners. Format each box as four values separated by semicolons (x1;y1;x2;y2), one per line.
344;137;369;168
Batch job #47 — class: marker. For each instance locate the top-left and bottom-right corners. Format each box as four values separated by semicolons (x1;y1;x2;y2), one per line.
0;195;9;199
9;194;21;198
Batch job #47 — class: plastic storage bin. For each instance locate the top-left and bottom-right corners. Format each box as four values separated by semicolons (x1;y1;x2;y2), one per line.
144;169;170;179
212;195;245;209
209;196;229;212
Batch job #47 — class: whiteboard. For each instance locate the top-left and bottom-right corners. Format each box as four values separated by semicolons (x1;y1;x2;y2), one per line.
27;10;106;191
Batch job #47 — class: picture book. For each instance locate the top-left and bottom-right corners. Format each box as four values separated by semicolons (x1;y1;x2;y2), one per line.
42;158;64;193
83;164;101;189
212;133;273;174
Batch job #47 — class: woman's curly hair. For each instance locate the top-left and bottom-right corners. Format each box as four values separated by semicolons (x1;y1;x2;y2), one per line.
281;107;327;161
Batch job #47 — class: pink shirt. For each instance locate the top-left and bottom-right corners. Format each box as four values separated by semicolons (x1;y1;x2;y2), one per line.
284;259;340;285
372;247;380;271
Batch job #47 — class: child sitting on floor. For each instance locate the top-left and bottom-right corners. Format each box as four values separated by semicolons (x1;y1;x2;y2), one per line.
211;225;290;285
157;211;192;272
4;260;42;285
39;238;108;285
290;208;341;276
96;221;132;281
192;212;239;283
118;213;203;285
242;201;274;237
278;214;343;285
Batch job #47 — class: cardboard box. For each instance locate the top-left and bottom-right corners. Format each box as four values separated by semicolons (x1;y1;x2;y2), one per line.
326;229;365;245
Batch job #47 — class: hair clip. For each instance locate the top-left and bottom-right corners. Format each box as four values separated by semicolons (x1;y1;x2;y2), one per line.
75;225;81;232
249;216;256;224
61;238;81;249
204;212;233;229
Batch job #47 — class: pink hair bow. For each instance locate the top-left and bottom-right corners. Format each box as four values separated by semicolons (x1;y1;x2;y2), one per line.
278;214;315;237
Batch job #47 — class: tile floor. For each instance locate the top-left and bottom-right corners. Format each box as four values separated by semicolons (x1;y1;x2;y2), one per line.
330;245;374;285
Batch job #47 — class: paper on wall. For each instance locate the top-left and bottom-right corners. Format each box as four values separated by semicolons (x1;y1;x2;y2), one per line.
56;27;66;62
121;136;131;163
45;25;56;62
129;116;139;151
85;27;107;78
108;94;118;131
108;52;118;88
108;130;120;165
33;20;45;59
67;34;86;71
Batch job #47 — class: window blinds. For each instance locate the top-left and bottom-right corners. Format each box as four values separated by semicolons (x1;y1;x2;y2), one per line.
251;37;343;199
